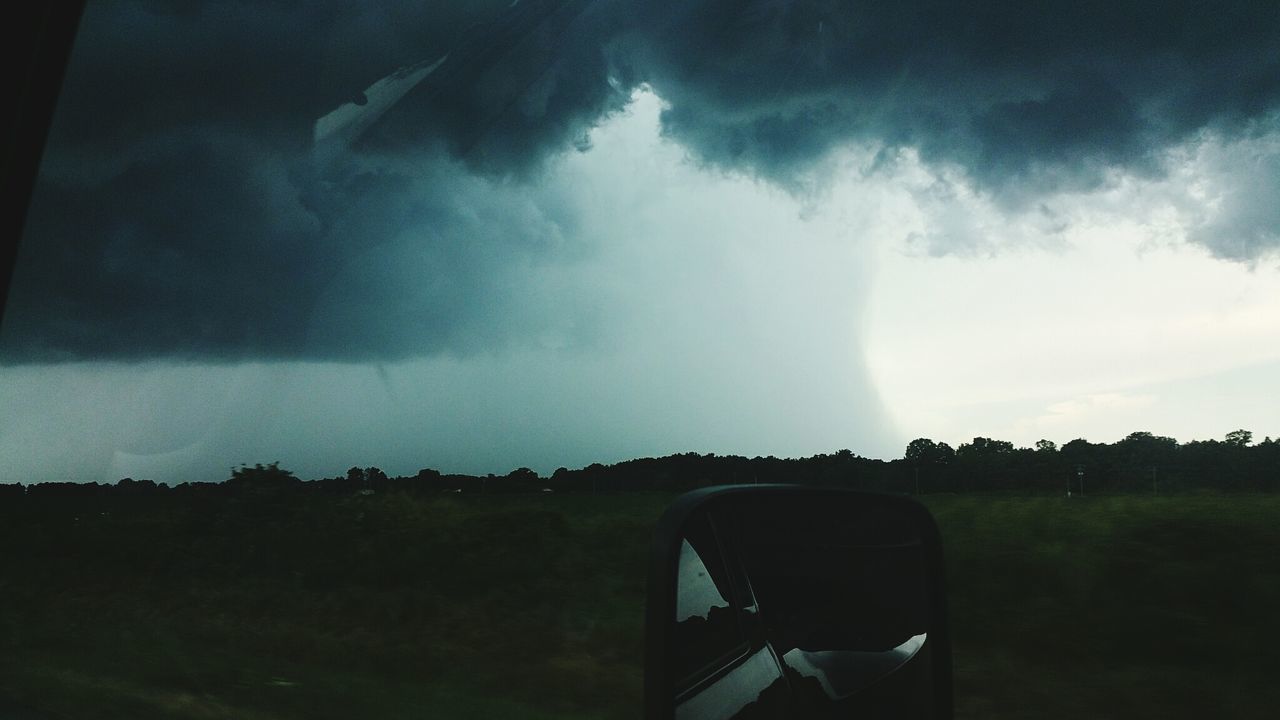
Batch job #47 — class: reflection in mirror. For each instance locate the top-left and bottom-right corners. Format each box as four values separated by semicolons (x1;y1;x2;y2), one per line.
724;496;929;654
726;495;936;713
676;538;730;622
672;514;790;720
782;632;928;701
673;514;747;688
674;647;786;720
647;487;950;719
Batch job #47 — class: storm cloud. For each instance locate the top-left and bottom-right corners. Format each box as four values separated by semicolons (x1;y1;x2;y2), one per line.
5;0;1279;362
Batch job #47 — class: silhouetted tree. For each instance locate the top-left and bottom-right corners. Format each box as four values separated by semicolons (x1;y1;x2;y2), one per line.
957;437;1014;458
905;438;942;464
410;468;442;493
115;477;159;495
365;467;388;491
504;467;540;492
1226;429;1253;447
227;462;298;491
0;483;24;503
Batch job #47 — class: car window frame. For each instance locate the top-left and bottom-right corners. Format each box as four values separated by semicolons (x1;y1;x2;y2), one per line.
1;2;85;322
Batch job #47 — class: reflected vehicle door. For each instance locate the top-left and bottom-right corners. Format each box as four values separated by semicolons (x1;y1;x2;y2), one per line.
673;510;789;720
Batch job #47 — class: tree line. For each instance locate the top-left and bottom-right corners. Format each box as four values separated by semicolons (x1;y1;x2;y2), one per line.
3;429;1278;502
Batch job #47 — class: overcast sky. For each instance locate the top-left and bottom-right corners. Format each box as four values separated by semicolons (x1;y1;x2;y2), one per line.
3;0;1279;484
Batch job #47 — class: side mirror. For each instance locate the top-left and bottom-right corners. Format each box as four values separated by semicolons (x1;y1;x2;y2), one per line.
644;485;952;719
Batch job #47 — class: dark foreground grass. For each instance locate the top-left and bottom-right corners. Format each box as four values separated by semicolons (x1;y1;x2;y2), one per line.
2;491;1278;718
925;495;1280;720
1;492;674;720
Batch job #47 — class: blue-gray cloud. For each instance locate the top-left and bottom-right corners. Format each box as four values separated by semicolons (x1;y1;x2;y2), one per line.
5;0;1279;362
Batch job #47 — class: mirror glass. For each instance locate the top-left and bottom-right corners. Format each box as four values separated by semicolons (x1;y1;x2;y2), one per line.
674;515;747;684
650;488;948;720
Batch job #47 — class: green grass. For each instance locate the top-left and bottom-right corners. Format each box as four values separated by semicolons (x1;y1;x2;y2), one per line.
1;492;674;719
3;492;1278;718
924;495;1280;719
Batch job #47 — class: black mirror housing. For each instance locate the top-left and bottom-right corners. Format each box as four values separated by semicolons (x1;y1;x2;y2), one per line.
644;485;952;719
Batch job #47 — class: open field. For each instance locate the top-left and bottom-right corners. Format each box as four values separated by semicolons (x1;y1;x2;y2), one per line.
925;495;1280;719
3;491;1279;718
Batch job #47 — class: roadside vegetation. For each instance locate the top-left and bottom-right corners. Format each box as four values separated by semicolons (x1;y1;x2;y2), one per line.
2;485;1278;718
927;495;1280;719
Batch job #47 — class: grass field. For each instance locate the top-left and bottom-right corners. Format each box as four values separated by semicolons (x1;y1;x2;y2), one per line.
926;494;1280;719
2;491;1278;718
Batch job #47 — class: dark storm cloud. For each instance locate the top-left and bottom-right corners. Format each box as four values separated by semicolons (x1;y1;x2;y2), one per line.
5;0;605;362
641;1;1279;192
5;0;1280;362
